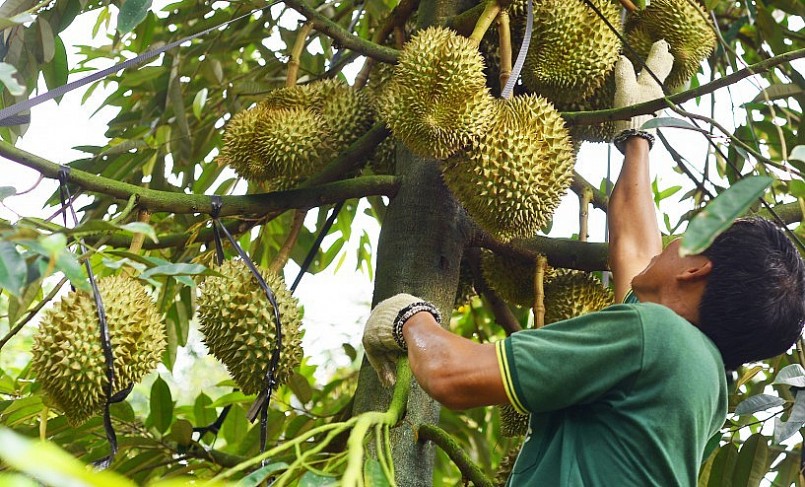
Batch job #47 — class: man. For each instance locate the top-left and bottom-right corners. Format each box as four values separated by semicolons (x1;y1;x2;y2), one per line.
362;40;805;485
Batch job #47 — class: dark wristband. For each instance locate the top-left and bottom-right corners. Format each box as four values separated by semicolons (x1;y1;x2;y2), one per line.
392;301;442;351
613;129;655;155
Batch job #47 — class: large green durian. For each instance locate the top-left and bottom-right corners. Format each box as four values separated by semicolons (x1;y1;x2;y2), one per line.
544;270;614;325
31;276;165;426
197;260;304;395
441;94;574;241
481;249;556;307
376;27;496;159
624;0;716;89
521;0;621;105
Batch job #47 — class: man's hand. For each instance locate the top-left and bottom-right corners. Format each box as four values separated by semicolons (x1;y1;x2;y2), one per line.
362;293;423;387
613;39;674;135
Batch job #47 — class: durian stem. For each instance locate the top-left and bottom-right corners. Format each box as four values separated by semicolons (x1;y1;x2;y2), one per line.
392;26;405;48
571;171;608;212
109;194;138;224
39;407;48;441
533;255;547;328
269;209;308;275
127;208;151;257
579;187;593;243
466;247;521;335
617;0;638;12
497;10;513;94
468;1;502;46
416;423;494;487
287;23;314;87
354;0;419;89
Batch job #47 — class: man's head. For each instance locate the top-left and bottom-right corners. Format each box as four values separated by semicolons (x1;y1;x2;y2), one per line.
698;218;805;369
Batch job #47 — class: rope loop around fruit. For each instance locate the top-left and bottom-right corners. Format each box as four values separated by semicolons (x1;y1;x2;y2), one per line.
57;165;122;468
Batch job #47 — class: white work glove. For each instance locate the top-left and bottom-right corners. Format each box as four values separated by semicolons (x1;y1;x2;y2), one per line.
362;293;441;387
613;39;675;136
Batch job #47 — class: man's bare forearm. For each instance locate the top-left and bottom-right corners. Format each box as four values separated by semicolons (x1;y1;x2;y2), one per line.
608;138;663;302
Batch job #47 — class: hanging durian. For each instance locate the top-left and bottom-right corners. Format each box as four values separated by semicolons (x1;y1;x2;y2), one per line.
481;249;556;307
441;94;574;241
197;259;304;395
544;270;614;325
375;27;496;159
521;0;621;105
624;0;716;89
31;276;165;426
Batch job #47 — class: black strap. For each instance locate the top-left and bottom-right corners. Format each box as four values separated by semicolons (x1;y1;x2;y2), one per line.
0;2;281;126
57;166;124;468
291;201;345;293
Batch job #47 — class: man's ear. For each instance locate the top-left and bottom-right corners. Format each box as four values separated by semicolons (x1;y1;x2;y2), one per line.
677;256;713;281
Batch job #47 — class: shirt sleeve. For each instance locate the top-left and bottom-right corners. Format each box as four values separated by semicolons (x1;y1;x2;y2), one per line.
623;289;639;304
496;305;645;414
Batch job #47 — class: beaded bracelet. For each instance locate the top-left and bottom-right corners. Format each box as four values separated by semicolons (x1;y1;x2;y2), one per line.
392;301;442;351
612;129;655;155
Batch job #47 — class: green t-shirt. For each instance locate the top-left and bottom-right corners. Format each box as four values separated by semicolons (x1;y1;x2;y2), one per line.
496;302;727;486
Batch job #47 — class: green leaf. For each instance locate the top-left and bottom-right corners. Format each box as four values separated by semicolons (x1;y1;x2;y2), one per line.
192;88;208;120
287;371;313;404
680;176;773;257
0;428;136;487
0;12;34;30
169;419;193;446
42;35;68;99
119;221;158;243
364;457;391;487
641;117;708;133
193;393;217;429
117;0;152;34
731;433;769;487
750;83;803;103
773;392;805;443
37;18;55;64
705;444;738;487
239;462;289;487
147;375;173;434
298;471;339;487
0;241;25;297
0;186;15;201
0;62;24;96
734;394;786;415
772;364;805;387
790;145;805;163
208;391;252;408
139;263;209;280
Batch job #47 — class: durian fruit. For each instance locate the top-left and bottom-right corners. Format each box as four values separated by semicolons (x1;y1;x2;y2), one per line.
441;94;574;241
30;276;165;426
366;136;397;176
220;79;373;190
624;0;716;90
521;0;621;105
481;249;556;307
376;27;496;159
557;74;618;144
495;447;522;486
544;270;614;325
197;259;304;395
499;403;529;437
454;258;478;309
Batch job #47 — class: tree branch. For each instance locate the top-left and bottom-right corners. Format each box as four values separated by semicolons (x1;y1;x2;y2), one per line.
476;232;611;272
561;48;805;125
417;423;494;487
284;0;400;63
571;171;608;212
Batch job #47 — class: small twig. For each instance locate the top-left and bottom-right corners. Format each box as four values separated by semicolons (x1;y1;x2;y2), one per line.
617;0;638;12
353;0;419;89
533;255;547;328
269;209;308;274
127;209;151;255
469;1;502;46
570;171;608;212
465;248;521;335
287;23;314;87
497;10;512;92
0;277;69;351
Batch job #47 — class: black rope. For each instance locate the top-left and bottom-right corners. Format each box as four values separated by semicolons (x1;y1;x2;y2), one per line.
291;201;346;293
583;0;805;252
57;166;124;468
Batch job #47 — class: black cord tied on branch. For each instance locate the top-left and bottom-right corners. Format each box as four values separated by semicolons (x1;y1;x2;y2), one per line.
204;196;283;460
57;166;125;469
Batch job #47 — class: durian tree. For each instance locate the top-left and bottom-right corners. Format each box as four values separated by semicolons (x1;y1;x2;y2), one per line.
0;0;803;485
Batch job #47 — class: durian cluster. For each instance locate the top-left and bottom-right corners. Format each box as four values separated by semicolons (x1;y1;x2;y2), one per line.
219;79;373;190
31;276;166;425
197;259;304;395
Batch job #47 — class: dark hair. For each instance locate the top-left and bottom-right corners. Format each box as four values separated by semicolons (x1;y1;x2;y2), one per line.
699;217;805;370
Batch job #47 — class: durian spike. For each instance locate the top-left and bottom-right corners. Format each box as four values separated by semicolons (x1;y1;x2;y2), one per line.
533;255;548;328
287;22;314;87
497;10;513;92
579;186;593;243
469;0;503;46
269;209;308;274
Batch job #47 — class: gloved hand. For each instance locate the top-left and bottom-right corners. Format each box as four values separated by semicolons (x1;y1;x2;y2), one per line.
362;293;440;387
612;39;674;135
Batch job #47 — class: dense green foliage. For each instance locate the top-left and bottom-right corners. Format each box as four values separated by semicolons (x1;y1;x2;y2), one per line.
0;0;803;485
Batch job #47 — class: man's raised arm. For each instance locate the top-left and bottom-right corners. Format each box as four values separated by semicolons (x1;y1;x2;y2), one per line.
607;41;674;302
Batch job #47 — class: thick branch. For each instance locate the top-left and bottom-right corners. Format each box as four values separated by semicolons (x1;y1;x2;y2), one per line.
571;171;608;212
417;424;494;487
477;232;610;272
284;0;400;63
562;48;805;125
